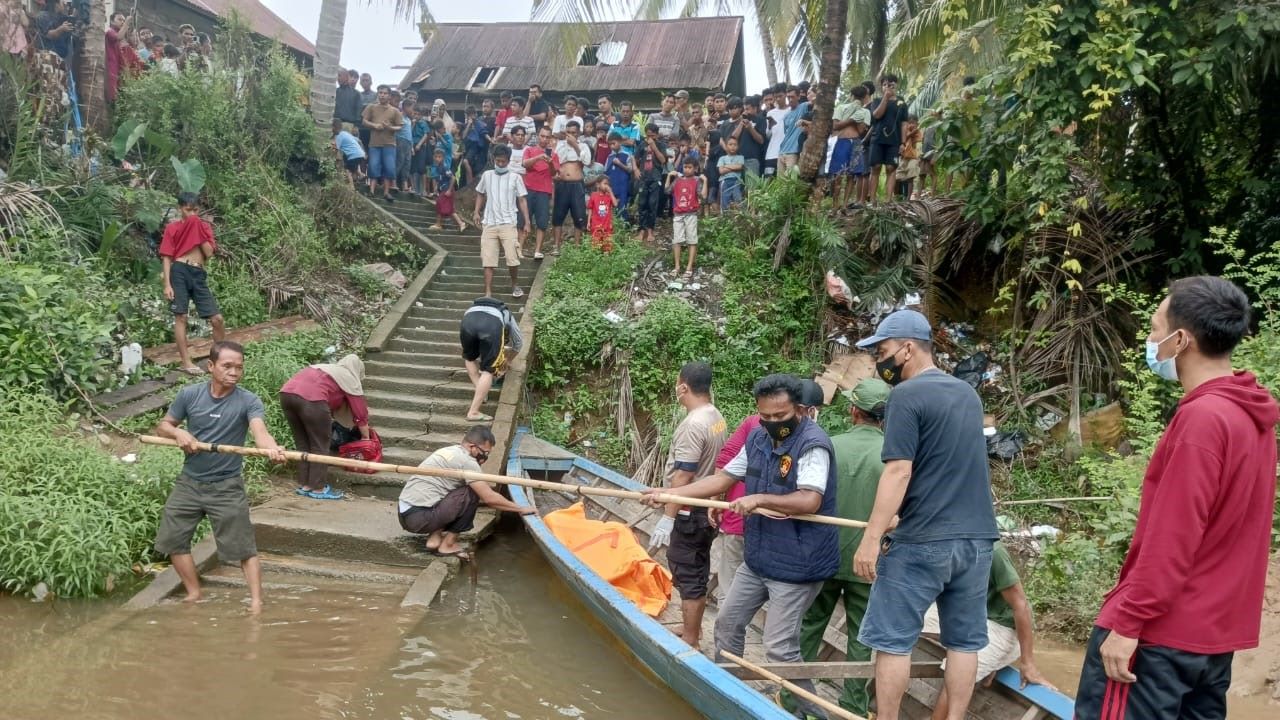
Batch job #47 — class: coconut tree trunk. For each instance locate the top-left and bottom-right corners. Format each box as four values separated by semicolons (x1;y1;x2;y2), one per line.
310;0;348;126
754;10;780;87
797;0;848;184
78;0;108;133
870;0;889;78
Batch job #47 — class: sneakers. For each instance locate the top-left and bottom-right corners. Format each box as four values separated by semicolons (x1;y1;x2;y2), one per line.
533;252;545;260
512;287;524;298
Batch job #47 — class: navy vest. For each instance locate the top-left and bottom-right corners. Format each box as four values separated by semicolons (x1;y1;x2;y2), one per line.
742;417;840;583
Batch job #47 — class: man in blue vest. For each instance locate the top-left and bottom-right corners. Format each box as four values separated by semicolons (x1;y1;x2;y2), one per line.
645;374;838;719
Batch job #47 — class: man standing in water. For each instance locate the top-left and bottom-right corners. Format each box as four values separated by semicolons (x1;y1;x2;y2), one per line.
645;374;838;720
1075;276;1277;719
852;309;999;720
647;362;727;649
154;341;287;614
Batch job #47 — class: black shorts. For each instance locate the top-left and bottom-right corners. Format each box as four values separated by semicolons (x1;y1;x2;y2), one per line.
553;180;587;229
868;142;899;167
1074;626;1232;719
459;312;507;374
666;510;717;600
343;157;362;173
169;261;220;318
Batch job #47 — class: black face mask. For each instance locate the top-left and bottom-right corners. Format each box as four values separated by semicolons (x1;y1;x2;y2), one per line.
760;416;800;443
876;346;907;386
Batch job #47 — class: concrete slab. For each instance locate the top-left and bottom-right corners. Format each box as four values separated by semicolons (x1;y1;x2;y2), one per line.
122;536;219;610
251;494;497;568
400;562;450;608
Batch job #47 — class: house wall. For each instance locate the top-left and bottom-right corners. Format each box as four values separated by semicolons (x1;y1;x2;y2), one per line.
128;0;312;68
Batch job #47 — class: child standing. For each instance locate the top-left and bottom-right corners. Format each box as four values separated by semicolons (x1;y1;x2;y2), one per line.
604;133;637;223
588;177;617;253
666;158;706;277
896;113;924;199
160;193;225;375
429;148;467;232
411;107;432;196
717;136;746;211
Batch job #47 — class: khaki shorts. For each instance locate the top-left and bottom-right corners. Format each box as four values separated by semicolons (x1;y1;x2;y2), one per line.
154;475;258;563
673;213;699;245
923;604;1021;680
480;224;521;268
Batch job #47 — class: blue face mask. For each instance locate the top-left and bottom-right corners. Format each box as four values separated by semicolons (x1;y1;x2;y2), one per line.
1145;331;1182;381
493;165;509;175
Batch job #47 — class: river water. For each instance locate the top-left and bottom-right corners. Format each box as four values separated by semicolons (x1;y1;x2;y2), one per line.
2;524;1274;719
0;525;701;720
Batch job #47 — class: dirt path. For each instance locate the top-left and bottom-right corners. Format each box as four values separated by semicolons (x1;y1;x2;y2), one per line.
1231;551;1280;704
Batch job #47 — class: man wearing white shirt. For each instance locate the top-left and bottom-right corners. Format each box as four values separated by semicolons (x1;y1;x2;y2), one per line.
500;96;536;144
472;146;531;298
551;119;594;251
552;96;582;139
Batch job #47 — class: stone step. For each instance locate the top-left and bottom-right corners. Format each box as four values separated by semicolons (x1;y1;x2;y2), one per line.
253;551;421;585
365;389;486;414
417;289;490;303
406;298;525;314
385;336;463;354
377;424;479;451
364;376;479;399
251;493;496;568
369;405;477;435
363;358;470;381
396;326;463;343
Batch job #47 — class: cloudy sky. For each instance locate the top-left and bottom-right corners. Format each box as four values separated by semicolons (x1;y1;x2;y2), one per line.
261;1;774;91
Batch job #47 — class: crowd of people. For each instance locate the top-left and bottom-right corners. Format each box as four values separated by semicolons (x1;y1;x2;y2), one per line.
331;76;947;278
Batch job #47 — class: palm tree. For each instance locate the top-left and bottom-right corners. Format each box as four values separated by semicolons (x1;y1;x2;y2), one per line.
796;0;848;183
79;0;109;132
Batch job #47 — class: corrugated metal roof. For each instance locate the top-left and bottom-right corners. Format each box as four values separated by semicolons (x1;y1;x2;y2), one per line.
185;0;316;56
401;17;743;94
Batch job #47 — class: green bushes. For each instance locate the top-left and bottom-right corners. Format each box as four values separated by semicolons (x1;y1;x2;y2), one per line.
0;392;183;597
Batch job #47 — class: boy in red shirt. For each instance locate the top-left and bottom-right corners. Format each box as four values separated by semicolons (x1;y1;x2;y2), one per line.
159;193;225;375
588;177;616;253
1075;276;1277;719
665;158;705;277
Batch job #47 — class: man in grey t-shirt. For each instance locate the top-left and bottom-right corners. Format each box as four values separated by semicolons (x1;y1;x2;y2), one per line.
153;341;286;614
852;309;999;720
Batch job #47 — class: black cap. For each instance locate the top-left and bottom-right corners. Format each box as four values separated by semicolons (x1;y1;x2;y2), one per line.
798;379;825;408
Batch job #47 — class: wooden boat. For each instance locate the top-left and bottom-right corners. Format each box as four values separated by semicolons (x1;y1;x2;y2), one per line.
508;430;1076;720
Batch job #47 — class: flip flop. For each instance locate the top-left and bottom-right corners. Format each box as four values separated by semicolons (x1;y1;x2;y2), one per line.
304;485;344;500
466;412;494;422
179;365;206;376
430;548;471;560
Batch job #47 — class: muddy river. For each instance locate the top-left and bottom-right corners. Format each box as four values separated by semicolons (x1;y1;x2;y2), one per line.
0;526;1273;719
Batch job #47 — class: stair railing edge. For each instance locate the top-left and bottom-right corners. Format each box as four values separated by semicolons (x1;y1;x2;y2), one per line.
361;196;449;354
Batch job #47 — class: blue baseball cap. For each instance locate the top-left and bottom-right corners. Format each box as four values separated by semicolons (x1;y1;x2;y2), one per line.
856;309;932;349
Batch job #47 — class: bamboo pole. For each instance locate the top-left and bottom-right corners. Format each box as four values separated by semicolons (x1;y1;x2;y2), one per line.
997;496;1111;506
719;651;865;720
138;436;869;529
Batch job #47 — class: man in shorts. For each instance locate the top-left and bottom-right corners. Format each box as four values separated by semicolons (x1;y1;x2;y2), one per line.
160;193;225;375
552;119;593;252
362;84;403;203
647;362;727;650
459;297;524;423
153;341;287;614
852;309;1000;720
472;145;530;298
926;541;1056;719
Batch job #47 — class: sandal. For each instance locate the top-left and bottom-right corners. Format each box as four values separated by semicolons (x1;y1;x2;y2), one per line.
428;224;443;230
304;485;344;500
511;287;524;298
465;412;494;422
179;365;206;376
429;548;472;560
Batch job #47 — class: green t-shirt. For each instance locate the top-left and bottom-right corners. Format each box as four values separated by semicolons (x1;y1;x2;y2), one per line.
987;541;1021;629
830;424;885;583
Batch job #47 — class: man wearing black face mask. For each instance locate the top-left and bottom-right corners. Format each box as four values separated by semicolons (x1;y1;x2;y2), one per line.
850;309;999;720
398;425;535;558
643;374;839;720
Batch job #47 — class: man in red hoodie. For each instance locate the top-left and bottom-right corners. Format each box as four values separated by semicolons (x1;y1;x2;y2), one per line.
1075;275;1277;719
160;193;225;375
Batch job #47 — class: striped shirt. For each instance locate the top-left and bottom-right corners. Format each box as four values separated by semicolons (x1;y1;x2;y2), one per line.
475;169;528;227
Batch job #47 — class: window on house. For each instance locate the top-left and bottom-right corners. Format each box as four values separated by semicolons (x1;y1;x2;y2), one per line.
578;41;627;66
577;45;600;66
468;66;503;90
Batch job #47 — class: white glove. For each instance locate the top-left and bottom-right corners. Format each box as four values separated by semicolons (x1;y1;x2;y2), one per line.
648;515;675;551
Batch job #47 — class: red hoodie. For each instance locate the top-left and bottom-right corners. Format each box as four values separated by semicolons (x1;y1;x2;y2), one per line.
1096;371;1278;654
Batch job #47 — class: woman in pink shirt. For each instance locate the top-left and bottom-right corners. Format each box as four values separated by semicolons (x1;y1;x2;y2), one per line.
279;354;371;500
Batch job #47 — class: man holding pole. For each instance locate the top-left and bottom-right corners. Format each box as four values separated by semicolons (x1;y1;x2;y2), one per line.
397;425;534;558
647;362;726;650
644;374;838;720
153;341;287;614
851;309;999;720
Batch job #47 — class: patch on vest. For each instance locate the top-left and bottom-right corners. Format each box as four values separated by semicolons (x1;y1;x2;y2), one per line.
779;454;793;478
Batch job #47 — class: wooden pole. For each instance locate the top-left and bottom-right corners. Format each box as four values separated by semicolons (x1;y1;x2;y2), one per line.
138;436;868;529
719;651;866;720
997;496;1111;506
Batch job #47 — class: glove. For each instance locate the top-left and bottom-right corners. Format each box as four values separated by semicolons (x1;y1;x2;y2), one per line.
648;515;675;551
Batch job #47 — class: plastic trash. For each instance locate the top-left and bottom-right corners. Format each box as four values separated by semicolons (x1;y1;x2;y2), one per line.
602;310;624;324
987;430;1027;460
119;453;138;464
825;270;858;310
952;351;991;389
119;342;143;376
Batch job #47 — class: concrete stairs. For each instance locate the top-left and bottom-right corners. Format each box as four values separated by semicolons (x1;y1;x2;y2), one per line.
249;193;541;572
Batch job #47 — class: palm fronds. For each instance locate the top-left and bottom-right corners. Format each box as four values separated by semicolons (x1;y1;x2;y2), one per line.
0;183;64;259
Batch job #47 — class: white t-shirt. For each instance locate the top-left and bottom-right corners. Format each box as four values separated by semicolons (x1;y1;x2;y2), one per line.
551;114;584;136
475;170;528;227
505;143;529;175
765;107;790;160
501;115;536;140
554;139;594;166
722;444;830;494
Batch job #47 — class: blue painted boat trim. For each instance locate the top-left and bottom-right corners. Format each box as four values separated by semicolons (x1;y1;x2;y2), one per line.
509;428;792;720
995;668;1075;719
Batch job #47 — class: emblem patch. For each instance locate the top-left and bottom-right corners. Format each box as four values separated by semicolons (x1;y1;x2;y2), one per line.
779;454;793;478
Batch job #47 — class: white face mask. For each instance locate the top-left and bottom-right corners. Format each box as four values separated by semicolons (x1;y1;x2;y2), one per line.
1145;331;1182;382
